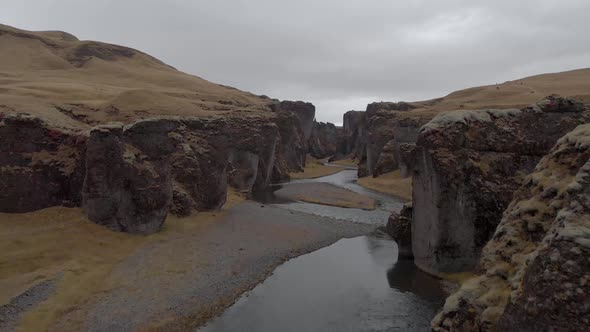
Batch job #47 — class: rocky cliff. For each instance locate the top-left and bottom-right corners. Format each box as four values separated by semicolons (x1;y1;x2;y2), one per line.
357;105;431;177
0;24;313;234
341;110;366;159
308;121;342;159
432;123;590;331
270;101;315;174
402;96;589;274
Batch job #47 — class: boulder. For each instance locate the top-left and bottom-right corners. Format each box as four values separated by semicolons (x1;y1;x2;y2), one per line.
432;123;590;331
408;96;589;274
0;113;87;212
386;202;413;259
82;120;178;234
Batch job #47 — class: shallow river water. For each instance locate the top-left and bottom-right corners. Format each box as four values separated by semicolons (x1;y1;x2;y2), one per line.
200;169;445;332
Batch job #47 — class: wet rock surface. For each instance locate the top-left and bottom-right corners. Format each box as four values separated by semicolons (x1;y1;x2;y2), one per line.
407;96;589;273
432;123;590;331
386;202;413;259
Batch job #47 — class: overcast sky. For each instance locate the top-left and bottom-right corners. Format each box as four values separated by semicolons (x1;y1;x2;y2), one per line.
2;0;589;124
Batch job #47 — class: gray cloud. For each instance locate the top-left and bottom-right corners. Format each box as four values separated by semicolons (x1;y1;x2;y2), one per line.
2;0;589;124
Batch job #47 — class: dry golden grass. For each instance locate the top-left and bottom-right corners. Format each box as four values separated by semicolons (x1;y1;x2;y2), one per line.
275;182;376;210
289;156;347;179
406;68;590;117
0;24;271;129
329;159;358;167
0;190;246;331
356;170;412;201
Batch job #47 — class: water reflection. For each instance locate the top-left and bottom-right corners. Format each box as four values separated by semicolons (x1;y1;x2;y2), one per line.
199;236;444;332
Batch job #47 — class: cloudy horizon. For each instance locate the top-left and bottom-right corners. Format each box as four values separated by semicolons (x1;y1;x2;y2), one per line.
2;0;589;124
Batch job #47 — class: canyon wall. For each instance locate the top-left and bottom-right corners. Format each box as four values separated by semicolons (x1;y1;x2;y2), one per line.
0;101;311;234
0;113;87;212
432;123;590;331
403;96;589;274
357;103;430;177
341;110;366;159
308;121;342;159
270;101;315;173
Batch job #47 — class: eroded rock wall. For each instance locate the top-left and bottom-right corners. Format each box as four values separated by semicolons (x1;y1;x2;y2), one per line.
0;111;285;233
358;106;428;177
83;120;177;234
308;121;342;159
0;113;87;212
271;101;316;172
341;110;366;159
432;123;590;331
408;96;589;274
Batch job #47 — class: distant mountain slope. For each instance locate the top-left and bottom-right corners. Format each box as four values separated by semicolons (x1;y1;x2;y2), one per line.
408;68;590;115
0;24;270;128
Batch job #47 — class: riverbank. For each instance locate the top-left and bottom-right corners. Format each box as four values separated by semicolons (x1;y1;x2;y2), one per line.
289;156;347;179
274;182;377;210
356;170;412;201
3;200;373;331
0;191;247;331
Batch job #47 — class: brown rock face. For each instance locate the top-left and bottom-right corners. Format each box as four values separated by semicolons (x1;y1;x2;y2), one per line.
275;100;316;141
358;106;428;178
308;121;342;159
386;202;413;259
271;101;316;172
407;96;589;274
341;110;366;159
170;116;279;212
83;120;178;234
366;101;415;116
432;123;590;331
0;113;86;212
373;139;397;176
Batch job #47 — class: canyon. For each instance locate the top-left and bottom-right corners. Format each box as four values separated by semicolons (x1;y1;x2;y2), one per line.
1;22;589;332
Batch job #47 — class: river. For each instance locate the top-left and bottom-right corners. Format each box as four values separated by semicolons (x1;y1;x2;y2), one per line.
199;169;446;332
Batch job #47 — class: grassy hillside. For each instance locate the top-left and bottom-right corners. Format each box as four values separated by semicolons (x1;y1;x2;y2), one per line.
0;24;271;128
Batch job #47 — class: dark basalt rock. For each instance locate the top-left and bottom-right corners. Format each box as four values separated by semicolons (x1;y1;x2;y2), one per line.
340;110;366;160
386;202;413;259
308;121;342;159
407;96;590;274
271;100;316;172
82;121;177;234
0;113;87;212
433;123;590;331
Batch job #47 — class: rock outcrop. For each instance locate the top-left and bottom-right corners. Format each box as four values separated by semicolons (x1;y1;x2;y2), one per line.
358;105;429;177
271;101;316;173
432;123;590;331
341;110;366;159
405;96;589;274
0;113;87;212
308;121;342;159
386;202;413;259
1;112;288;233
83;120;178;234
